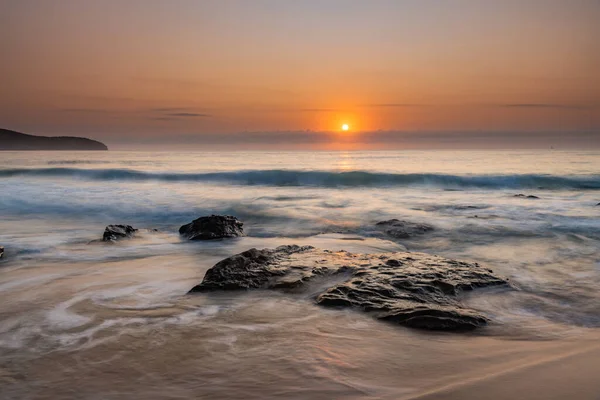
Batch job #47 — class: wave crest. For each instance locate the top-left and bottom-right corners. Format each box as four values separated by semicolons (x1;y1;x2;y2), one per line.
1;167;599;189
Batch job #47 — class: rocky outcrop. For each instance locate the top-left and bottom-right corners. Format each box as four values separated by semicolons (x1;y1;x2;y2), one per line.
514;194;540;199
375;219;434;239
103;225;137;242
0;246;3;258
190;245;509;331
179;215;244;240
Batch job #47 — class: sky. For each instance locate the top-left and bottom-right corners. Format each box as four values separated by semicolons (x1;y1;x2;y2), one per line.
1;0;599;149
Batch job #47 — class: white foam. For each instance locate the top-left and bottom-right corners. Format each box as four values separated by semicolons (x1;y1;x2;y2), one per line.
45;295;92;331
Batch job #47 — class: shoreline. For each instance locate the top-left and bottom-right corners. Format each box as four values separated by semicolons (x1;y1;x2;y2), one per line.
402;332;600;400
1;150;599;399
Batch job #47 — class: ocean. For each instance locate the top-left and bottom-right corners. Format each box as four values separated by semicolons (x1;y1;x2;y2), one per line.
1;150;599;399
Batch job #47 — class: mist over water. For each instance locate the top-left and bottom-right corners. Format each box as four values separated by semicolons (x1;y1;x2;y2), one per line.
1;150;599;399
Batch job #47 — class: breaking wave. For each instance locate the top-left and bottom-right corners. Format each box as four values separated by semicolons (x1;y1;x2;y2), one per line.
2;167;600;189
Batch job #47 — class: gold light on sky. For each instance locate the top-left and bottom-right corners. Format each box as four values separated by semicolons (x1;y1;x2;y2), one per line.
0;1;598;149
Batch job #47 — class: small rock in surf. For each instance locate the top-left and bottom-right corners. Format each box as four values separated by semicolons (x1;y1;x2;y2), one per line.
0;246;3;258
375;219;434;239
103;225;138;242
179;215;244;240
189;245;509;332
514;194;540;199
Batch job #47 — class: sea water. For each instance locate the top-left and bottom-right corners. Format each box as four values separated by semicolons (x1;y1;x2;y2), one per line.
0;150;599;399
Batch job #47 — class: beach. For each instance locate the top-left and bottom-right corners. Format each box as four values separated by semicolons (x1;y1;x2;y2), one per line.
1;150;599;399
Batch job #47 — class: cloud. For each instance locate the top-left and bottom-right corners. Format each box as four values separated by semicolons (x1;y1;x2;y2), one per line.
149;107;187;113
148;107;212;118
59;108;115;113
144;108;212;120
59;107;212;120
165;112;211;117
500;103;592;110
361;103;599;110
297;108;341;112
363;103;429;108
113;129;600;150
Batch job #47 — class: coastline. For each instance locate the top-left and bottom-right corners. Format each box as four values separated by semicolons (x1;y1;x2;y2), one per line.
1;150;599;399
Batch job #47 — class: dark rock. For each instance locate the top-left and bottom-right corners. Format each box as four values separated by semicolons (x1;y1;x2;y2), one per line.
514;194;540;199
103;225;137;242
0;246;3;258
375;219;434;239
596;203;600;206
190;245;509;331
179;215;244;240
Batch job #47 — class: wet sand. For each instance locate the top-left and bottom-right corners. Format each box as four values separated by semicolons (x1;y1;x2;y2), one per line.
406;333;600;400
1;237;599;399
2;318;598;399
1;247;598;400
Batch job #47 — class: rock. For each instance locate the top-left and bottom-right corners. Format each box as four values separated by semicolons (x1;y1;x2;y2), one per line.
0;246;3;258
103;225;138;242
375;219;434;239
596;203;600;206
190;245;509;331
514;194;540;199
179;215;244;240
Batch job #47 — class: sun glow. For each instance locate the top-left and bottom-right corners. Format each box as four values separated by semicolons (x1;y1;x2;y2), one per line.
341;124;350;131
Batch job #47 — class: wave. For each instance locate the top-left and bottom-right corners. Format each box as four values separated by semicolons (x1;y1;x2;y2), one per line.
1;167;600;189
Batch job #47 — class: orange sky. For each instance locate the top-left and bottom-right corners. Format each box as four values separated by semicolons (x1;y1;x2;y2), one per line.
1;0;599;149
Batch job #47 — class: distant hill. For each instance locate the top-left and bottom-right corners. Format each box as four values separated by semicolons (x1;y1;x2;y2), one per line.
0;128;108;151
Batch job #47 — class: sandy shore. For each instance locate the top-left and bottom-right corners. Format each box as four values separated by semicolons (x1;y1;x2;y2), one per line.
403;332;600;400
1;234;599;399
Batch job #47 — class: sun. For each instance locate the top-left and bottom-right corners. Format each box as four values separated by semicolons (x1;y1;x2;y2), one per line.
341;124;350;131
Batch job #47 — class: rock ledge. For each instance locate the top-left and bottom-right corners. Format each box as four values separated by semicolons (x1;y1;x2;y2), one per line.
190;245;509;331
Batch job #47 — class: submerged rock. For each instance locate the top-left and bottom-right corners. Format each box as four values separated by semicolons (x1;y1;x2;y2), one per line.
0;246;3;258
179;215;244;240
103;225;138;242
190;245;508;331
468;214;500;220
375;219;434;239
514;194;540;199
